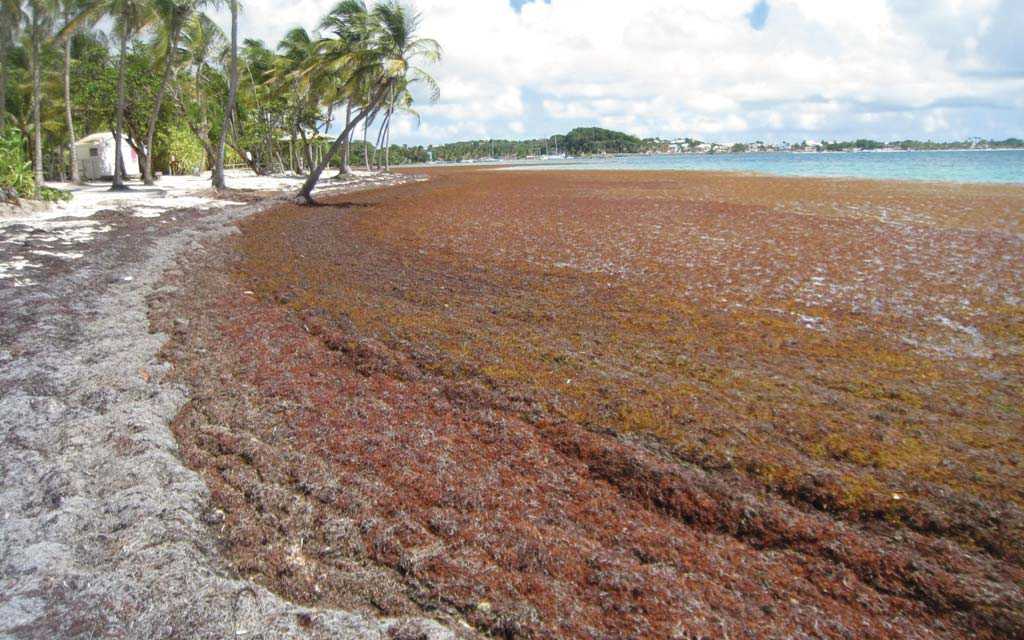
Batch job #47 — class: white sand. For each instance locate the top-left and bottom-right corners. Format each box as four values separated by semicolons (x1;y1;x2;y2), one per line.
0;169;418;287
1;169;384;227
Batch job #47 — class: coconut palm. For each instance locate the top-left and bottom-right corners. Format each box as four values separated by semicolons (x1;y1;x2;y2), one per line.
4;35;31;140
209;0;235;190
273;26;319;174
0;0;25;127
318;0;370;175
295;0;439;203
55;0;96;183
93;0;157;190
170;10;224;168
235;37;283;173
370;0;437;172
140;0;215;184
26;0;56;196
378;79;417;171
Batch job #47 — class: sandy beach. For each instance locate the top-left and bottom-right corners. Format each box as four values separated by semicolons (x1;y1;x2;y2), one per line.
0;172;453;639
146;167;1022;638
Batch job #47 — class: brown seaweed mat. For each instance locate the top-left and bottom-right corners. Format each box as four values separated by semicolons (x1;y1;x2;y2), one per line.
152;168;1024;639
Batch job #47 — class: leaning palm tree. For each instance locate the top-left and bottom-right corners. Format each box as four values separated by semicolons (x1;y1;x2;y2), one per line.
273;26;319;174
141;0;217;184
378;79;417;171
295;0;439;203
209;0;235;190
318;0;371;175
170;11;224;168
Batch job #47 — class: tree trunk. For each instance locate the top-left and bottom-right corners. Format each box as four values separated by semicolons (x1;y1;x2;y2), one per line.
212;0;239;190
341;103;351;174
111;29;129;191
289;129;296;173
63;15;80;183
383;86;395;172
363;119;370;171
0;28;7;127
227;118;262;175
298;126;313;173
373;116;387;170
143;16;181;185
30;7;43;197
383;108;393;171
296;83;390;203
184;119;216;172
119;150;128;181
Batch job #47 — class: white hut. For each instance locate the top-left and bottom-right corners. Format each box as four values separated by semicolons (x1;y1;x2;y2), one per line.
75;132;141;180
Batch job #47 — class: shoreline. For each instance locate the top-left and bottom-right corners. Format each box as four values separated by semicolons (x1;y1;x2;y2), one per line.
0;172;453;638
408;147;1024;186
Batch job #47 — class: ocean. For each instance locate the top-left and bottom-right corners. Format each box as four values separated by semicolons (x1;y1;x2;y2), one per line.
498;149;1024;184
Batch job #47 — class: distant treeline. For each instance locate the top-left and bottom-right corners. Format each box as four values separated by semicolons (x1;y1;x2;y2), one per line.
385;127;651;163
380;130;1024;164
793;138;1024;152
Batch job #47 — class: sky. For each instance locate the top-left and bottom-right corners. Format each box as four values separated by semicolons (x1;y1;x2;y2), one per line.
211;0;1024;145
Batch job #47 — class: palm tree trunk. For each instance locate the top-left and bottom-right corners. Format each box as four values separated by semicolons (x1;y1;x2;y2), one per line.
373;117;387;169
362;118;370;171
383;106;394;171
144;18;181;185
30;6;43;197
298;126;313;172
63;13;79;183
384;86;395;172
297;83;390;203
1;29;9;128
341;103;351;174
289;129;296;173
212;0;239;190
111;29;129;191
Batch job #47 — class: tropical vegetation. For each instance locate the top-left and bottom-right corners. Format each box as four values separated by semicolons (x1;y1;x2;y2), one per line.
0;0;440;202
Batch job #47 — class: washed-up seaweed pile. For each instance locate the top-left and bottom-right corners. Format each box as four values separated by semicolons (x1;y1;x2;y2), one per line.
156;168;1024;639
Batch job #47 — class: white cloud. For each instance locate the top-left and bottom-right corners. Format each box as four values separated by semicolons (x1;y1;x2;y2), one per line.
209;0;1024;144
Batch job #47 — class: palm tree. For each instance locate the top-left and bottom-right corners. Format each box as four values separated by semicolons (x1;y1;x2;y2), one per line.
209;0;235;190
0;0;25;128
138;0;179;185
318;0;370;175
295;0;439;203
237;37;281;173
55;0;93;183
379;80;417;171
26;0;54;196
101;0;156;190
273;26;319;174
170;11;223;168
140;0;211;184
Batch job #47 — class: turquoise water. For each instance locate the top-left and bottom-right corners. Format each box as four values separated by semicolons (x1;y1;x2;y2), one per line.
500;150;1024;184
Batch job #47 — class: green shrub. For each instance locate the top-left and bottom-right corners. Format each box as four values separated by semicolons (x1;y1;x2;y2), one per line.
39;185;72;202
0;127;35;198
155;124;205;174
0;128;72;202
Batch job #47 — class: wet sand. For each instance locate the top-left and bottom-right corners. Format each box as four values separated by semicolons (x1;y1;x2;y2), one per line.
156;168;1024;639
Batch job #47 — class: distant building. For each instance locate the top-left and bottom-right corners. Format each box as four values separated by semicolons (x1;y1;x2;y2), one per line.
75;132;140;180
